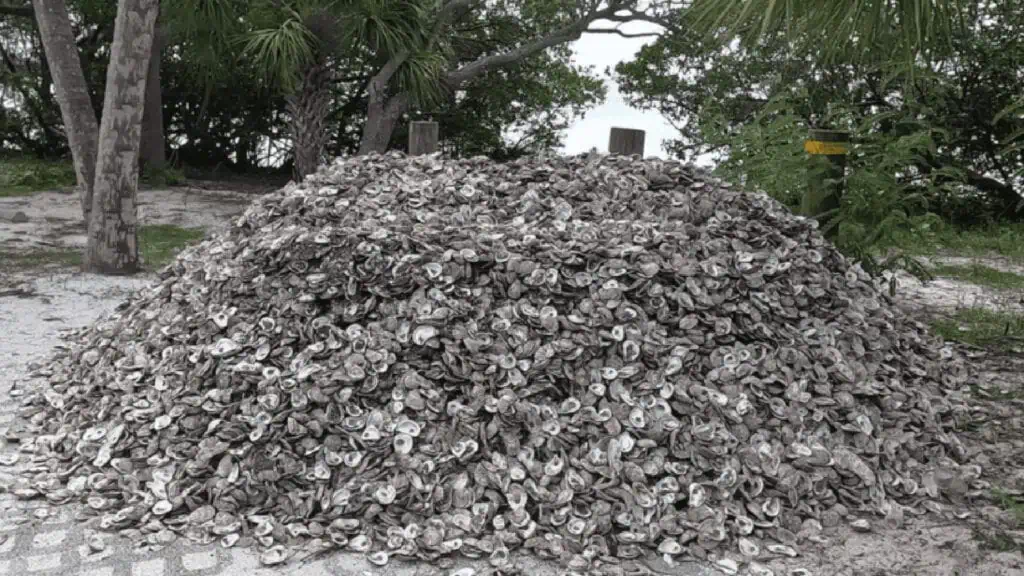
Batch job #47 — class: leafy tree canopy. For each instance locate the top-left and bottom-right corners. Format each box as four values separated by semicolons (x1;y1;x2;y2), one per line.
1;0;611;167
615;0;1023;273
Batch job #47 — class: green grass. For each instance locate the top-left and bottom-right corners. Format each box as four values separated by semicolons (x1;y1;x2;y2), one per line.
930;308;1024;349
0;156;76;197
993;490;1024;527
139;224;205;268
897;222;1024;262
1;156;188;198
140;164;186;187
0;225;204;272
932;264;1024;291
975;490;1024;554
0;247;82;271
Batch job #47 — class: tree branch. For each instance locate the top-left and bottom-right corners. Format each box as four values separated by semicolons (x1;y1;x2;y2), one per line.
445;0;631;89
427;0;479;50
437;0;477;28
368;51;409;98
586;27;661;39
601;8;679;33
0;2;32;18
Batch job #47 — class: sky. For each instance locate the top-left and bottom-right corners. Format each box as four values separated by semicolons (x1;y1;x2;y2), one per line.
560;20;677;158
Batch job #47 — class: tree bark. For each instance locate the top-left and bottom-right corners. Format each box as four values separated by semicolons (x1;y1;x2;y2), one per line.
139;24;165;172
288;58;333;179
84;0;159;274
359;92;409;155
358;53;408;155
31;0;98;221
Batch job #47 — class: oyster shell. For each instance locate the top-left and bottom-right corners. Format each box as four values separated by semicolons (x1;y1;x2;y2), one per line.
8;151;978;572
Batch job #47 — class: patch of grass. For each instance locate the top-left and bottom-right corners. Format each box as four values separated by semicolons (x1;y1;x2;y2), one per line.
930;308;1024;348
140;164;186;188
0;225;203;272
139;224;205;268
0;156;76;197
974;490;1024;554
932;264;1024;290
974;529;1023;553
0;247;82;271
993;489;1024;527
897;222;1024;262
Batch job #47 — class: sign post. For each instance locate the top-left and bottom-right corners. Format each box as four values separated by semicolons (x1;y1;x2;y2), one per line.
608;127;645;156
409;121;439;155
802;129;850;237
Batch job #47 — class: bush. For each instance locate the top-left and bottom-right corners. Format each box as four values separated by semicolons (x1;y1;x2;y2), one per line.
0;156;76;196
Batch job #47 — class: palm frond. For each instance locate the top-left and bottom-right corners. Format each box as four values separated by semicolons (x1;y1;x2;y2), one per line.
395;50;449;107
337;0;431;57
240;9;319;93
161;0;239;43
688;0;965;62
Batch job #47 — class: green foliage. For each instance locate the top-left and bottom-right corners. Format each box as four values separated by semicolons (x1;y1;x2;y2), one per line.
699;93;945;277
241;9;319;94
687;0;965;63
0;156;76;196
2;0;606;171
617;0;1024;275
425;56;606;159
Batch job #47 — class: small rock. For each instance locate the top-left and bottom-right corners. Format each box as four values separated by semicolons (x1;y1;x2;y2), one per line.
10;211;28;223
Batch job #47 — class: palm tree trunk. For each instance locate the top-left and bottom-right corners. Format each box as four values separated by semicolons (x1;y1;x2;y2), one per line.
31;0;99;222
84;0;160;274
288;59;332;179
139;24;165;173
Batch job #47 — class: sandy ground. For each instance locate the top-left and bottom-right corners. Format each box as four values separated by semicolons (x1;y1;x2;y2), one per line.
0;187;1022;576
0;187;251;250
885;263;1024;317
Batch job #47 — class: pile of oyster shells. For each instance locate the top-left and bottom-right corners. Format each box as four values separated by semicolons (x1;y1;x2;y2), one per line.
12;152;981;575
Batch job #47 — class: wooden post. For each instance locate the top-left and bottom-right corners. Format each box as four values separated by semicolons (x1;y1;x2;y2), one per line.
408;121;439;155
608;127;645;156
802;128;850;237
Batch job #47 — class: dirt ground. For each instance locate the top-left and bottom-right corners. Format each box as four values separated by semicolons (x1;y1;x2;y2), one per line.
0;186;253;251
0;186;1022;576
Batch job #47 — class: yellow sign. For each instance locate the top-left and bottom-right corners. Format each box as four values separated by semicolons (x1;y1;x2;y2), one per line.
804;140;849;155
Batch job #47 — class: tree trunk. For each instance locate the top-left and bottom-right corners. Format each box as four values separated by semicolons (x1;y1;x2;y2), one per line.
84;0;159;274
139;24;165;172
288;59;333;179
31;0;99;221
358;92;409;155
357;54;409;155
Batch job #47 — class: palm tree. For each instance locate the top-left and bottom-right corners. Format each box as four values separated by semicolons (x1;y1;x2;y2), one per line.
166;0;443;179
